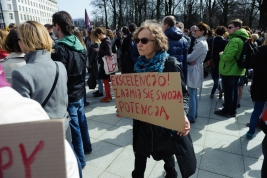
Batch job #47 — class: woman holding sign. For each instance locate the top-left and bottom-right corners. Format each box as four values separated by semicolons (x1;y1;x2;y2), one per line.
132;20;196;178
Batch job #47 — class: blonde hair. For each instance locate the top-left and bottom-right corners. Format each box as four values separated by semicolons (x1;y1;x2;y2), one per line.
90;29;101;43
0;30;9;49
251;34;259;41
133;20;168;52
263;36;267;46
17;21;52;52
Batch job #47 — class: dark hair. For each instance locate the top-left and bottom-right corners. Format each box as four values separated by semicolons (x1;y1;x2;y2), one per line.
128;23;137;33
196;22;210;36
52;11;74;35
229;19;243;28
242;26;251;33
94;27;106;37
8;23;16;28
184;29;189;33
3;29;22;53
122;26;129;35
215;26;227;36
44;24;53;29
163;16;176;27
106;29;114;38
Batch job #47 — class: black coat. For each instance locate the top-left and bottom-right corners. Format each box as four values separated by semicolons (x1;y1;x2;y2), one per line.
89;43;100;80
206;36;228;73
121;33;135;74
133;56;196;177
97;37;112;80
251;45;267;101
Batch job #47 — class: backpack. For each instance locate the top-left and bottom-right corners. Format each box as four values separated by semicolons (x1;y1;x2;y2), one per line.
234;36;258;69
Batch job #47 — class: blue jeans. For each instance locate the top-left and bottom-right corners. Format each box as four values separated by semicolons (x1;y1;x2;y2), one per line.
68;97;92;168
211;71;221;95
221;75;240;115
248;100;265;135
97;79;103;93
187;87;198;122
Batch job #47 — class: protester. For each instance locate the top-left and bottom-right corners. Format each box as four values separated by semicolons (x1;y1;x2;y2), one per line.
0;29;9;58
188;25;196;54
0;29;25;83
44;24;58;45
162;16;188;82
0;64;79;178
8;23;16;31
208;26;228;99
186;22;209;123
121;23;137;74
94;27;113;102
176;21;191;48
214;19;248;117
246;37;267;139
51;11;92;169
132;20;195;178
74;29;90;106
89;29;104;97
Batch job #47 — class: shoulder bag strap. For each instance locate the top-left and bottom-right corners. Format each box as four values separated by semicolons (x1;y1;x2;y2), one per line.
41;62;59;108
210;37;216;61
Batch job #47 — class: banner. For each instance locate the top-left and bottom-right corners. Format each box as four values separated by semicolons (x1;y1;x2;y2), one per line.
0;120;66;178
111;72;185;132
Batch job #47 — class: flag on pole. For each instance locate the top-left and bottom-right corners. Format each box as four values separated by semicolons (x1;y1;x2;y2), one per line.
85;9;91;32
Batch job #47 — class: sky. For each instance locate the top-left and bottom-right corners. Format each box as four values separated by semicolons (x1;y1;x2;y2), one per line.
56;0;95;19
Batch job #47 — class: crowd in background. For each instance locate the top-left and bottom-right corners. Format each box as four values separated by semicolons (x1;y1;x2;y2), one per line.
0;10;267;178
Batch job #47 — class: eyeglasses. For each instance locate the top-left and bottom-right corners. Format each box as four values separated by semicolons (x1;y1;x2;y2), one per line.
228;26;235;29
194;30;201;33
134;37;154;44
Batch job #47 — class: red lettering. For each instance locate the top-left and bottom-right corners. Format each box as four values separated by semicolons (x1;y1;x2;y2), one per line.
0;147;13;177
126;75;131;86
135;102;140;114
161;91;167;100
143;88;148;99
137;89;141;99
125;89;129;97
119;101;124;111
121;89;125;98
19;141;44;178
141;104;147;114
130;75;135;86
110;76;116;86
134;74;139;87
177;91;182;103
168;91;172;99
114;88;120;98
158;76;166;86
140;75;146;86
155;106;159;116
156;90;160;100
148;106;153;115
125;102;130;113
159;106;169;120
130;102;135;113
151;74;157;86
130;89;136;98
145;74;151;86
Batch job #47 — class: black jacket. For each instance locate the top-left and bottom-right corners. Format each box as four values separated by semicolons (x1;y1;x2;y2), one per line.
133;57;195;177
251;45;267;101
121;33;135;74
97;37;112;80
206;36;228;73
51;43;87;102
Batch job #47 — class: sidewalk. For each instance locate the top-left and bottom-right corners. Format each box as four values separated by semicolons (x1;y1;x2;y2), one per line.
82;76;264;178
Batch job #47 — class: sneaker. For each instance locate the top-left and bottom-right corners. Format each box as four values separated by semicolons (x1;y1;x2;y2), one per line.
189;120;195;124
246;132;254;139
163;169;178;178
93;91;99;95
93;93;104;97
237;104;241;108
84;102;90;106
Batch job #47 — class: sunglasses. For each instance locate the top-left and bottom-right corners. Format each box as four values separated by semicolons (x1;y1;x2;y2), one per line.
228;26;235;29
134;37;154;44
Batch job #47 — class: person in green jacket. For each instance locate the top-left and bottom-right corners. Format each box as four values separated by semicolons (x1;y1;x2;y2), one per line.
214;19;248;117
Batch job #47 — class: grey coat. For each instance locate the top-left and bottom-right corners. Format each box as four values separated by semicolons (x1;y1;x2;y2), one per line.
12;50;69;121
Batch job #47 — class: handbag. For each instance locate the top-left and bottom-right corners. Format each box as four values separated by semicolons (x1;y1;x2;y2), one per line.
260;108;267;134
42;62;59;107
204;37;216;73
87;74;97;89
102;53;119;75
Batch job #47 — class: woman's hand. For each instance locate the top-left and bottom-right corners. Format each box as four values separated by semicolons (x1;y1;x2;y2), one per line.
177;115;190;136
94;48;99;52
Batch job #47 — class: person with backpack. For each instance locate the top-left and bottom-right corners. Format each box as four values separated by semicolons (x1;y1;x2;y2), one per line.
214;19;249;118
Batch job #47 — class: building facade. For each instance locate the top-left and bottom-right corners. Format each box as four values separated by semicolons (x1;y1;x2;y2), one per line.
0;0;57;29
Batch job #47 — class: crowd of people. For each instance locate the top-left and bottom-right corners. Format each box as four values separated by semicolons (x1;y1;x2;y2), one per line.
0;10;267;178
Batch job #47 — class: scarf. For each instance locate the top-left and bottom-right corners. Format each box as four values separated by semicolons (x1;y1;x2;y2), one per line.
134;51;169;73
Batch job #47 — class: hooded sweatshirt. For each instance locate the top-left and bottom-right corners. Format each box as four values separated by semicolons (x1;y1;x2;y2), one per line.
219;28;249;76
52;35;87;102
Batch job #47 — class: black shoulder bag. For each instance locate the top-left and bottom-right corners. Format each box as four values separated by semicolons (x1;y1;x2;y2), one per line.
41;62;59;107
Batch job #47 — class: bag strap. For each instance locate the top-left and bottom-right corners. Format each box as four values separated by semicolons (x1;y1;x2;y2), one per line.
210;36;216;61
41;62;59;108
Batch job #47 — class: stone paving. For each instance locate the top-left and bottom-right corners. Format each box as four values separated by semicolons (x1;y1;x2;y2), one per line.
82;75;264;178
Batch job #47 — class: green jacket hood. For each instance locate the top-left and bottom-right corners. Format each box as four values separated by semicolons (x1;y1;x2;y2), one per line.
229;28;249;40
57;35;84;52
